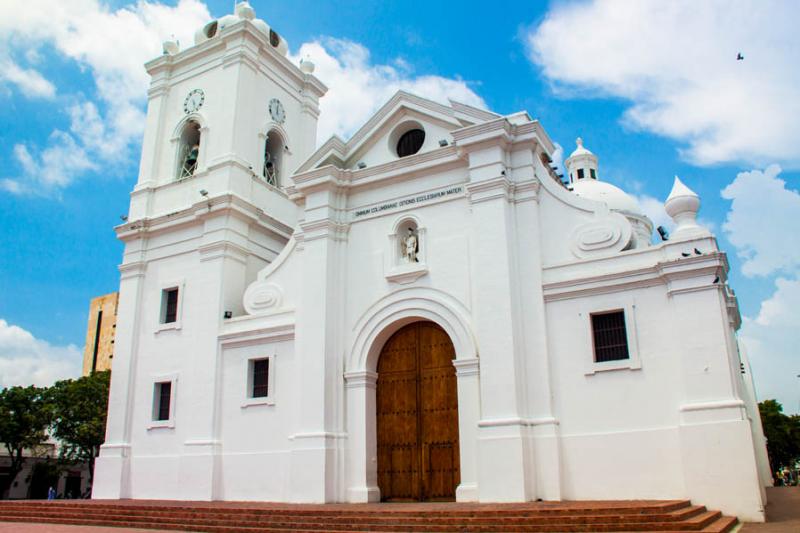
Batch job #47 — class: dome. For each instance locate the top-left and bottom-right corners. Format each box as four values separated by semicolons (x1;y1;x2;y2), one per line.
217;14;240;32
571;179;643;215
191;2;288;56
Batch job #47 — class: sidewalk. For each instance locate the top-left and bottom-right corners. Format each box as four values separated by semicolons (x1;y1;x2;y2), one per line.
741;486;800;532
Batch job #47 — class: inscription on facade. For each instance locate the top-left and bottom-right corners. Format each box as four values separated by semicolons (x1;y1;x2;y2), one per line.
354;186;464;218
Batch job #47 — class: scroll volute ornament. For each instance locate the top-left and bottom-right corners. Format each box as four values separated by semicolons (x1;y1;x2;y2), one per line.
569;212;633;259
243;282;284;315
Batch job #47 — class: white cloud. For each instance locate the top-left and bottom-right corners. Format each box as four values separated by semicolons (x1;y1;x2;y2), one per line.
740;278;800;413
1;0;210;193
720;164;800;412
527;0;800;168
11;135;96;193
0;319;82;389
721;165;800;277
291;38;486;143
636;194;672;233
4;2;485;192
0;58;56;99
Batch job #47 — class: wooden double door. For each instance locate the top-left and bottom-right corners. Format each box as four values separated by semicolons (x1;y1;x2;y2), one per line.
376;321;460;501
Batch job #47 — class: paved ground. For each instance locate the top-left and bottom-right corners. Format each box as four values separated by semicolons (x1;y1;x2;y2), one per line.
741;486;800;532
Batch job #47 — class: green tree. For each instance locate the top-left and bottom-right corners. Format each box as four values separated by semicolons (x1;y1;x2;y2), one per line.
47;371;110;489
0;385;52;499
758;399;800;475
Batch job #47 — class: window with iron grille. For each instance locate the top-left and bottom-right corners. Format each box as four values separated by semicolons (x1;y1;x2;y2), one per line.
162;288;179;324
251;359;269;398
591;310;630;362
154;381;172;421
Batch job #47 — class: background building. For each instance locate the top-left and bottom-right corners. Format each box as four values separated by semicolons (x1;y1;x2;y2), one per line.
82;292;118;376
0;442;90;499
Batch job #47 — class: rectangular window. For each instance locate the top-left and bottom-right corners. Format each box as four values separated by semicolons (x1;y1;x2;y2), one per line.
577;168;585;180
591;311;630;362
251;359;269;398
162;288;179;324
590;168;596;179
154;381;172;421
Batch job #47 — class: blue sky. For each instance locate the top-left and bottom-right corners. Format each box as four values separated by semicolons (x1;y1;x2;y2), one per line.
0;0;798;412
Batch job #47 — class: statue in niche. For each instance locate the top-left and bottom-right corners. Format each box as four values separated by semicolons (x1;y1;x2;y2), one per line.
403;227;419;263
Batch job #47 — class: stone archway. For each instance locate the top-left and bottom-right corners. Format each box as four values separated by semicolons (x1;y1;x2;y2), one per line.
344;288;480;503
376;321;460;501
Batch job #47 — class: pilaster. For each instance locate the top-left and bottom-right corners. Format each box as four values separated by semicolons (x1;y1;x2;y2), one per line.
288;174;349;502
453;358;480;501
665;257;765;521
464;144;533;502
343;371;380;502
93;260;146;499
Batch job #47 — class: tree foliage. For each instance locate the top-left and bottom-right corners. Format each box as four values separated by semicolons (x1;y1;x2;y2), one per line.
0;385;52;498
758;399;800;474
47;371;111;484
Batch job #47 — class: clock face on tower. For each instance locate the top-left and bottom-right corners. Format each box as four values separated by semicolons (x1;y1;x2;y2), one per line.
183;89;205;114
269;98;285;124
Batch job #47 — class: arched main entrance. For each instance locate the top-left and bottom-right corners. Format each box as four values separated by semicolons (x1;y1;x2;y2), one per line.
376;321;460;501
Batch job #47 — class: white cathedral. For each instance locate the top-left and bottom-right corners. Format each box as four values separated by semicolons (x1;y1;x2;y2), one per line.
93;2;771;522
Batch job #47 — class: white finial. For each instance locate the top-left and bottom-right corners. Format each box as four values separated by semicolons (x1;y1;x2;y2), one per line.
299;56;315;74
665;176;708;239
576;137;583;148
235;1;255;20
162;38;179;55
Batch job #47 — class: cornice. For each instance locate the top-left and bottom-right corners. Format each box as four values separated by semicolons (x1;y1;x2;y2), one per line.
291;146;465;199
145;21;326;98
198;241;250;265
218;319;296;347
542;252;728;301
344;370;379;389
116;193;293;242
298;218;350;242
451;117;512;144
466;176;514;204
118;260;147;280
449;100;500;122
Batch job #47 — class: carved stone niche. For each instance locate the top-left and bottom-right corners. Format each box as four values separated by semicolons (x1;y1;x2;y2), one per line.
385;215;428;284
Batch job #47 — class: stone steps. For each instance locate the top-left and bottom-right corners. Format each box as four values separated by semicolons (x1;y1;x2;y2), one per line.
0;499;739;532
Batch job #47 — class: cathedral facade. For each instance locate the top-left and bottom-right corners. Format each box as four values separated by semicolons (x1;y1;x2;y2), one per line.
93;2;771;521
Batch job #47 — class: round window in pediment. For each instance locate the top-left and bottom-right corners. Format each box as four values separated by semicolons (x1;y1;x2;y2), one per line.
396;128;425;158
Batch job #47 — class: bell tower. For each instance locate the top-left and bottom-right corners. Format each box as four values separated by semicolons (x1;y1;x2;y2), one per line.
129;1;326;225
93;2;327;500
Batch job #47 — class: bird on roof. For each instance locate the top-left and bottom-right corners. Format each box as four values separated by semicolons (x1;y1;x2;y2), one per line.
737;53;744;60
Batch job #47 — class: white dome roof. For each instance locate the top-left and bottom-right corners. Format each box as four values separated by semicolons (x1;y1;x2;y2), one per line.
192;2;288;55
571;179;643;214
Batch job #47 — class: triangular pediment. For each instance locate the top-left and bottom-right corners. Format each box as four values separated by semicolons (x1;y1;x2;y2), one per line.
297;90;499;173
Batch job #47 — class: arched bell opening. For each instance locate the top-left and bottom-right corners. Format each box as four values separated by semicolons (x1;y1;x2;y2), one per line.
263;129;285;187
176;120;201;180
